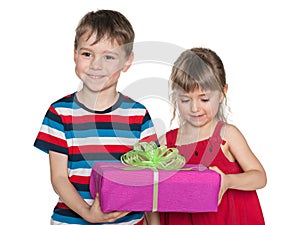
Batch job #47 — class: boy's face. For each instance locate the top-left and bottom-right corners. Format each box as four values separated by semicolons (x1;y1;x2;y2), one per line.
74;32;133;93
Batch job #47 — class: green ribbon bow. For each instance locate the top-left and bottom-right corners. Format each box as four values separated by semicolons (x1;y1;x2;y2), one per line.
120;142;186;212
120;142;186;171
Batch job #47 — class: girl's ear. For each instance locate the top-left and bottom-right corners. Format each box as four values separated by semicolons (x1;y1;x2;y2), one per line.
220;84;228;103
122;52;134;72
223;84;228;95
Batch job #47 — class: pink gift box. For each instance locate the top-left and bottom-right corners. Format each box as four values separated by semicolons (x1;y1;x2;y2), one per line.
89;162;220;213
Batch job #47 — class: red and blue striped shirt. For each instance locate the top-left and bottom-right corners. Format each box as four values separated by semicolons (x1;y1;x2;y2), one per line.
34;92;158;224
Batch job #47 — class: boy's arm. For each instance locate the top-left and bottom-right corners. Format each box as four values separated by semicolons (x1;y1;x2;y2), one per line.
49;150;128;223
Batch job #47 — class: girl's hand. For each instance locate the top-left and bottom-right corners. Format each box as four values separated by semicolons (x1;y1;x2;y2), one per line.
209;166;228;205
85;193;130;223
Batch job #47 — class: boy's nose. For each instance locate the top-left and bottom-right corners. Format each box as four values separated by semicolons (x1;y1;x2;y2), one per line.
91;56;103;70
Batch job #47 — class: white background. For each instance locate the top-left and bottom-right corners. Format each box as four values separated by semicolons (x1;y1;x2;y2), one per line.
1;0;299;224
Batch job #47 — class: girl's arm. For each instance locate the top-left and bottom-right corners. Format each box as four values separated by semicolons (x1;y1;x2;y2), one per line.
49;150;128;223
210;124;267;203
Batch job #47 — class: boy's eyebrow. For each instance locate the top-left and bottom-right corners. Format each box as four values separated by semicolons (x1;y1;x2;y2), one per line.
78;47;120;56
78;47;93;52
103;50;120;56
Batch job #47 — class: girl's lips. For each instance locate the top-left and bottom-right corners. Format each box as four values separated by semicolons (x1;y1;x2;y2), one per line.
191;114;205;119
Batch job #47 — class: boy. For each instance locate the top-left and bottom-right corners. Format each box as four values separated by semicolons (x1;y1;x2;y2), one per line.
34;10;157;225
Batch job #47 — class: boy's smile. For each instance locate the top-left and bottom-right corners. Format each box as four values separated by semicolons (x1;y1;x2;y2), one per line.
74;32;132;94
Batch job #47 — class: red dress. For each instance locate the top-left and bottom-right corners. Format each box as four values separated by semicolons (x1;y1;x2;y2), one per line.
160;122;265;225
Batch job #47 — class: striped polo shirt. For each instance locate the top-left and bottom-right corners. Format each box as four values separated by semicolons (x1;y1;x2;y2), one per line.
34;92;158;225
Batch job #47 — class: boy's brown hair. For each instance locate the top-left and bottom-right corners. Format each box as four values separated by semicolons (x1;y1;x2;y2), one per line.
74;10;135;56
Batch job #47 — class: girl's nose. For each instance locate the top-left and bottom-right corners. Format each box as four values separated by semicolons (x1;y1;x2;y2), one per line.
191;100;201;112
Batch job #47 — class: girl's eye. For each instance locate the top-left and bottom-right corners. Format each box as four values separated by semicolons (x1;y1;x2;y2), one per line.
180;99;190;103
201;98;210;102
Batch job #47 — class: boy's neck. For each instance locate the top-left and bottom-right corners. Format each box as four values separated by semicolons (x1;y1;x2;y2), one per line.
76;88;119;111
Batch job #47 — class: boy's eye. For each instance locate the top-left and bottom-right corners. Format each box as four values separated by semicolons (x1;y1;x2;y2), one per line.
104;55;116;60
82;52;91;57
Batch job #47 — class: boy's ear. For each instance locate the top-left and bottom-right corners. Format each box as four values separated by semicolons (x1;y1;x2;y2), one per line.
122;52;134;72
73;49;77;63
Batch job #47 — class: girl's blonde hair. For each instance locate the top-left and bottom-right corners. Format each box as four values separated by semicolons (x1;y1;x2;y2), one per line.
170;47;228;123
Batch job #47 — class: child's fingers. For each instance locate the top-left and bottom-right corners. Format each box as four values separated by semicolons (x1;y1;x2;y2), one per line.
209;166;225;205
208;166;222;173
93;193;100;208
103;211;130;223
111;211;130;220
94;192;130;222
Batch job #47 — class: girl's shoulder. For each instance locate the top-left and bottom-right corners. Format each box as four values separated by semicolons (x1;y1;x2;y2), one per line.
219;123;246;162
221;122;250;154
221;122;243;139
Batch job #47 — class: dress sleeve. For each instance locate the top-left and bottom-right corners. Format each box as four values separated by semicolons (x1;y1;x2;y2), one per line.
33;105;68;155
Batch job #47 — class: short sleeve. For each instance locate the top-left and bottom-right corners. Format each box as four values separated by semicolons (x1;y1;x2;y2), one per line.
34;105;68;155
139;109;158;143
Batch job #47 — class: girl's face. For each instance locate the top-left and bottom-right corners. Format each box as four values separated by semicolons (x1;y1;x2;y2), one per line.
74;32;133;93
176;87;223;128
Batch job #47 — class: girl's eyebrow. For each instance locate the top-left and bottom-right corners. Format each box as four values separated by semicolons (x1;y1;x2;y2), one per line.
178;94;189;98
200;90;212;96
178;93;207;98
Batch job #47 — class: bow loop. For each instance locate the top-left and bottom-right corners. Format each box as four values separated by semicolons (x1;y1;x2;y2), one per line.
120;142;186;170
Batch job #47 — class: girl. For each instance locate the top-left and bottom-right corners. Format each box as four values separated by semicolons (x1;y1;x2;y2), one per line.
147;48;267;225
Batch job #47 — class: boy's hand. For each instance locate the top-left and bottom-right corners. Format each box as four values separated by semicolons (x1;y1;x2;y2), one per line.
85;193;130;223
209;166;227;205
